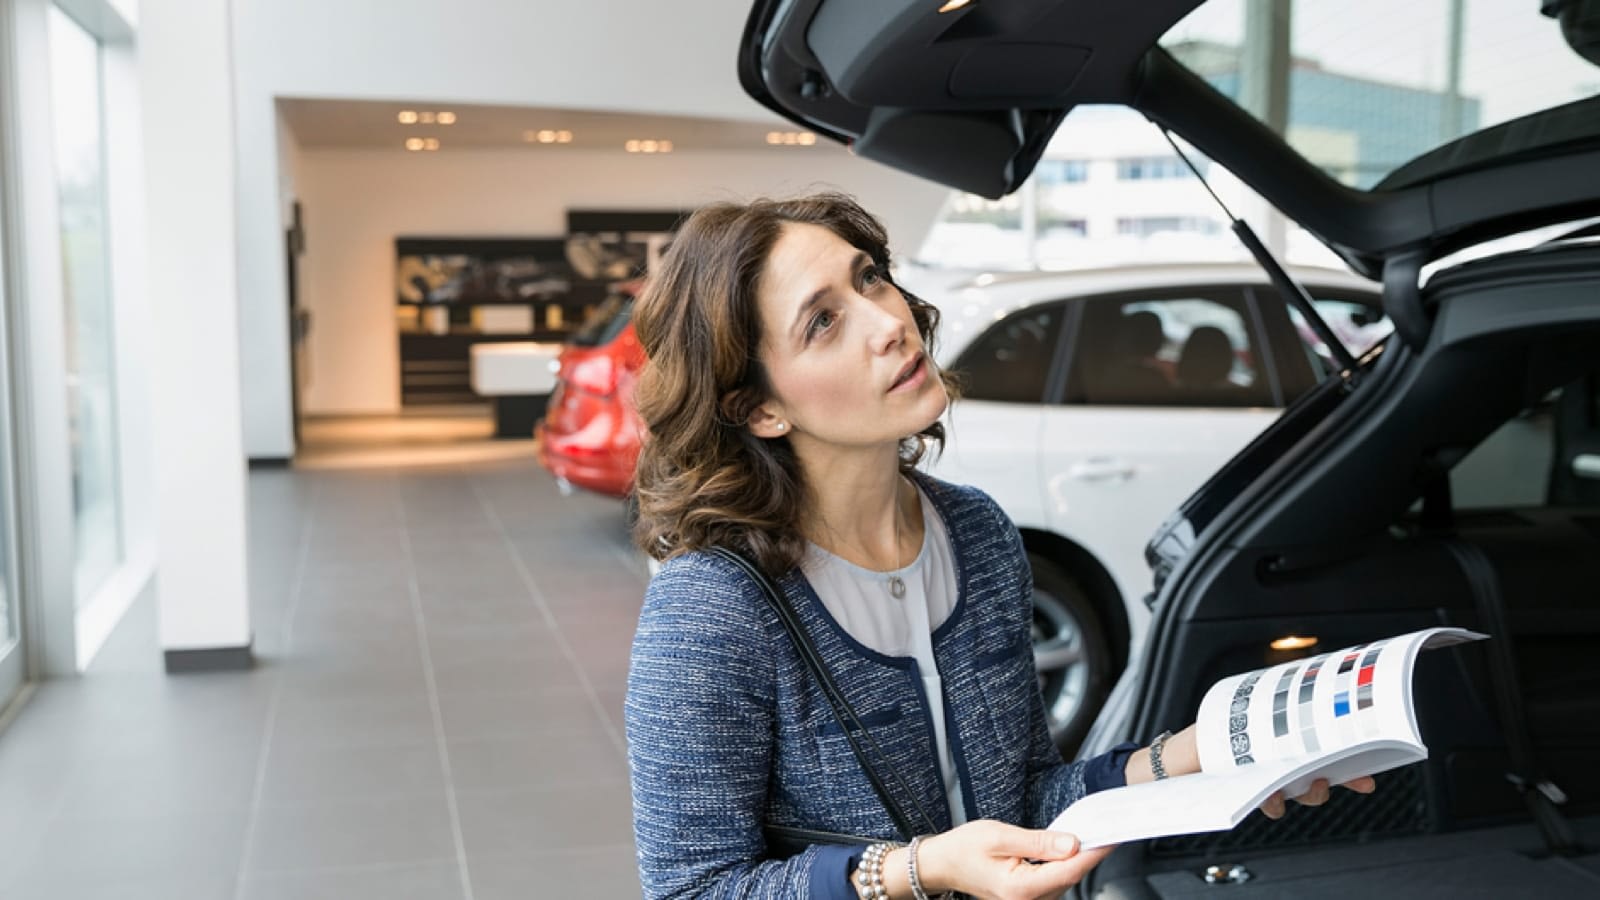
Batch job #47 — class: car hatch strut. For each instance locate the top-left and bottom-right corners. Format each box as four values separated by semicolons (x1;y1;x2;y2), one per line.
1157;126;1362;380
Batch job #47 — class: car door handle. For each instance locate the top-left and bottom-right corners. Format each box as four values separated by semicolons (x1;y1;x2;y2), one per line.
1067;458;1135;482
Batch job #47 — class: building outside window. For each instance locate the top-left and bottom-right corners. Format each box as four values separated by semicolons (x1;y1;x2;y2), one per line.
1116;216;1225;238
1115;156;1193;180
48;6;123;606
1034;159;1089;184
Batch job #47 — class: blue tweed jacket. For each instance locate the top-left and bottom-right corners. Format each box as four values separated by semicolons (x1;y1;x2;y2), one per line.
626;472;1128;899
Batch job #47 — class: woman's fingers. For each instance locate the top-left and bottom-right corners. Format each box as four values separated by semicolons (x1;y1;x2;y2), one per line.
981;823;1081;862
1263;774;1378;818
1260;790;1287;820
1005;845;1116;897
1339;775;1377;794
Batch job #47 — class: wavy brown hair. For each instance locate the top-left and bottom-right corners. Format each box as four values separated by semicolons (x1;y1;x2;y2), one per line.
631;193;960;576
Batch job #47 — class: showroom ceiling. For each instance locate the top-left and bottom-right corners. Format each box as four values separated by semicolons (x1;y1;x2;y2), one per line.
276;98;828;154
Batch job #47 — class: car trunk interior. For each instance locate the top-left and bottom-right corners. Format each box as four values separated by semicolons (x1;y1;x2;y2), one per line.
1098;244;1600;894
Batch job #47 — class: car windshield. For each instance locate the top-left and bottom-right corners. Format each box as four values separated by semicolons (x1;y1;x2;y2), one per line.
1161;0;1600;189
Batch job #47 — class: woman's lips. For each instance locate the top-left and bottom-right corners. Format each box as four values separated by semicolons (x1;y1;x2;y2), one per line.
890;354;927;392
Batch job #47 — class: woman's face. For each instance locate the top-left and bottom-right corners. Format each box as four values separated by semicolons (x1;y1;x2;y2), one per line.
749;222;948;454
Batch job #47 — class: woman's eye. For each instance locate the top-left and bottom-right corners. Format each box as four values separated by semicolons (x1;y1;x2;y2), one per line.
807;309;836;339
861;265;884;288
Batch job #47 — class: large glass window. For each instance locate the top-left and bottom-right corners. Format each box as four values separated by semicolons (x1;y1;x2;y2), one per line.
1161;0;1600;189
49;7;122;605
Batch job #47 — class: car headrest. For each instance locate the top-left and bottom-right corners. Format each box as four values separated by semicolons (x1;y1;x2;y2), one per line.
1177;326;1235;386
1117;311;1166;358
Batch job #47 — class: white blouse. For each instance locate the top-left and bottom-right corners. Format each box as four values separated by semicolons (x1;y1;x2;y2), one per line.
803;486;967;826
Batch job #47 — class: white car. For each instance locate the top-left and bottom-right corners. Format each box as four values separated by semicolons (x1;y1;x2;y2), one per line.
913;262;1384;750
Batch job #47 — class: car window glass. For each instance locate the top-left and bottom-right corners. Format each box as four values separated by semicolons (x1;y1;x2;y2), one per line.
950;305;1064;404
1066;295;1272;407
1289;298;1393;375
1450;374;1600;510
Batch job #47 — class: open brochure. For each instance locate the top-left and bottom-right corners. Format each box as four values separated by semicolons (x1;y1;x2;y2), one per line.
1047;627;1487;849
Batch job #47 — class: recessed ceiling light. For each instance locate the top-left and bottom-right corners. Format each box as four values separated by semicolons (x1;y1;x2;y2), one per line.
625;140;641;153
418;111;437;124
405;137;425;151
398;110;419;124
556;130;573;143
1270;635;1319;651
436;111;456;125
536;129;557;144
938;0;974;13
422;137;440;151
659;140;673;152
767;130;818;147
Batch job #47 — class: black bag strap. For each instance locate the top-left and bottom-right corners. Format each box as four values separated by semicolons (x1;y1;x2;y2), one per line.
1443;539;1582;856
710;546;938;841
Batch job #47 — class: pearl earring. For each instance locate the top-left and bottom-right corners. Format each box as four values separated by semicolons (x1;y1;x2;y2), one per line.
776;422;787;432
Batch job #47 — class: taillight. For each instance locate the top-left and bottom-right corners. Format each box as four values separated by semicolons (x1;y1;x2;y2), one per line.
565;354;617;396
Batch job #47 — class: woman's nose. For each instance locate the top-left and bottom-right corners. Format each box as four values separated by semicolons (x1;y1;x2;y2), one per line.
866;301;907;354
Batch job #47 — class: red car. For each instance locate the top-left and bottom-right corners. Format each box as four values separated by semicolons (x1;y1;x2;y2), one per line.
535;283;646;497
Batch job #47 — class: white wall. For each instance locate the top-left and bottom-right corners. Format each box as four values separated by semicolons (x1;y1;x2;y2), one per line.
297;145;947;414
141;0;250;653
233;0;813;456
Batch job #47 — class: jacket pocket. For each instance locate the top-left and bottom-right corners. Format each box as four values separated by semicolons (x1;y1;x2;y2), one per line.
815;706;904;737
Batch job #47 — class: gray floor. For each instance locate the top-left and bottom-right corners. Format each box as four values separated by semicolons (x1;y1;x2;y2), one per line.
0;456;650;899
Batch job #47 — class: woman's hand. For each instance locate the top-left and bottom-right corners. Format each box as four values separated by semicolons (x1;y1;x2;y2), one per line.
902;819;1113;900
1259;775;1377;819
1123;723;1379;818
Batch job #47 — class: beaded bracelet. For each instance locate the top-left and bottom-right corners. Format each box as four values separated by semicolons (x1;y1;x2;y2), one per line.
853;841;902;900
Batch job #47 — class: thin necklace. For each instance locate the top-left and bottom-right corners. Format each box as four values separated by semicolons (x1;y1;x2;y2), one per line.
887;484;907;600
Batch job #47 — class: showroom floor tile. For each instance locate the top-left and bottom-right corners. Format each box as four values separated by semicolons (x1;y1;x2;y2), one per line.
0;454;649;899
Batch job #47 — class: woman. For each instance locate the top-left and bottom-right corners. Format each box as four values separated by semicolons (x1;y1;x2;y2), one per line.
625;193;1368;899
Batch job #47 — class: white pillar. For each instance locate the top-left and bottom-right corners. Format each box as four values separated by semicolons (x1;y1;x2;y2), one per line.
139;0;253;667
1240;0;1292;257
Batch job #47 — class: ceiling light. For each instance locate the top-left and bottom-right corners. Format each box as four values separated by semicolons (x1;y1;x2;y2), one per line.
436;111;456;125
422;137;440;151
766;131;783;145
938;0;974;12
1270;635;1319;651
640;140;659;153
556;130;573;143
405;137;425;151
798;132;817;145
659;140;673;152
418;111;437;124
398;110;419;124
536;129;556;143
625;140;641;153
